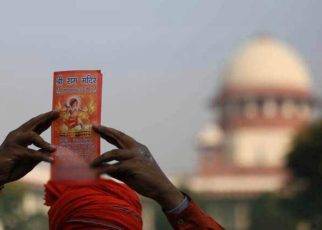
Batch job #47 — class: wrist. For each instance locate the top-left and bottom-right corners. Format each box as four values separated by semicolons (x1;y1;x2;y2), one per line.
166;195;189;214
154;184;185;211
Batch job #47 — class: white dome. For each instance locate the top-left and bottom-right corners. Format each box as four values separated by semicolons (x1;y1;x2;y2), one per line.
222;36;311;91
197;124;223;148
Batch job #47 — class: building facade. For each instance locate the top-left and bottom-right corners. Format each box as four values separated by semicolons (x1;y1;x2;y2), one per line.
191;36;314;229
16;36;316;230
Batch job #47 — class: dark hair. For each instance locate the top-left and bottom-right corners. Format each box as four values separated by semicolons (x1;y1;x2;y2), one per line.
70;98;78;106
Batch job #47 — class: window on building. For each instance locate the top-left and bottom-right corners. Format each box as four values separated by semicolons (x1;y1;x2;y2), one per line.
263;99;277;118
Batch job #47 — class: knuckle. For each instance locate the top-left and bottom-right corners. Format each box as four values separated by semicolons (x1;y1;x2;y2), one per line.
107;166;120;175
1;142;12;151
8;130;18;137
110;150;119;156
28;117;37;124
118;131;126;137
5;131;20;144
123;166;136;178
140;144;149;152
115;166;123;173
100;153;109;162
102;152;109;157
30;132;42;142
30;131;38;138
103;151;115;157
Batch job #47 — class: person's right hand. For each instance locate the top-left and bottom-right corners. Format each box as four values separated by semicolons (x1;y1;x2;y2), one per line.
0;111;59;186
91;125;185;211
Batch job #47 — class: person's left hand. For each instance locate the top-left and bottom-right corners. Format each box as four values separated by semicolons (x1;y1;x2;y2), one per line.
0;111;59;186
91;125;185;210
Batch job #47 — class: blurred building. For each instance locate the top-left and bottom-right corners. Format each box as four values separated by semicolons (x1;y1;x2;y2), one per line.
190;36;314;229
16;36;315;230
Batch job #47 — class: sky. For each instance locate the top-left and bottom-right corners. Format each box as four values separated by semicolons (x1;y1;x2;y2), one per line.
0;0;321;174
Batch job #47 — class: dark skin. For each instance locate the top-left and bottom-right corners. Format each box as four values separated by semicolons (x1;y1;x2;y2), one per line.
0;111;59;186
0;113;184;210
91;125;185;210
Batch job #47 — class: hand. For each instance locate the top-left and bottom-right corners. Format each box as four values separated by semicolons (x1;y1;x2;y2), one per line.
91;125;185;210
0;111;59;186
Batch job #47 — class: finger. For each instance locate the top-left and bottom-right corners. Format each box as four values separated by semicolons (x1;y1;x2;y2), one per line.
18;132;55;152
31;134;55;152
91;149;134;167
96;164;121;176
33;110;60;134
96;162;134;182
26;148;53;163
93;125;137;149
93;128;122;149
18;111;59;134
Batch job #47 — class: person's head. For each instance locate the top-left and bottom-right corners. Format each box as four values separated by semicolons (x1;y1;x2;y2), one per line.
45;179;143;229
69;98;79;110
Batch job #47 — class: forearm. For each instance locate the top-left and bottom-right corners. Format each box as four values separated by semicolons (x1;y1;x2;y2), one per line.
162;193;224;230
153;183;185;211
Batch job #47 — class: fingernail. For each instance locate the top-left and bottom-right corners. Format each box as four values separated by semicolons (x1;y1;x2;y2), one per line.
92;124;100;130
44;156;54;163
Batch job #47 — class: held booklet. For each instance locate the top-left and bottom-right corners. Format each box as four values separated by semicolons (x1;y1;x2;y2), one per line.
51;70;103;181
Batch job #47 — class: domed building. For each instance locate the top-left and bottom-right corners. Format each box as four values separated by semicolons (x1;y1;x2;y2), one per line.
16;36;316;230
189;36;315;229
215;36;312;169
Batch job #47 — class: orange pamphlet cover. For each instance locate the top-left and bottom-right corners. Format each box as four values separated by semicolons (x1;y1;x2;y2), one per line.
51;70;103;181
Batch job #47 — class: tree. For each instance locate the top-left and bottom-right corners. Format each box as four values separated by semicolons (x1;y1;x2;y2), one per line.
250;194;296;230
285;120;322;226
0;183;48;230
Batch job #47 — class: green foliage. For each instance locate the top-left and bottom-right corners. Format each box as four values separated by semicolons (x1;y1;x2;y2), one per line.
249;120;322;229
288;120;322;184
250;194;296;230
0;183;48;230
285;119;322;224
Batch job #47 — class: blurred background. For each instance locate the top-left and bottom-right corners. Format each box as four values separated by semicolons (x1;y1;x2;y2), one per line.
0;0;321;229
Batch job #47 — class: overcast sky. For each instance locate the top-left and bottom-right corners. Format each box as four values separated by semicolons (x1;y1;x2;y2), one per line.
0;0;321;174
